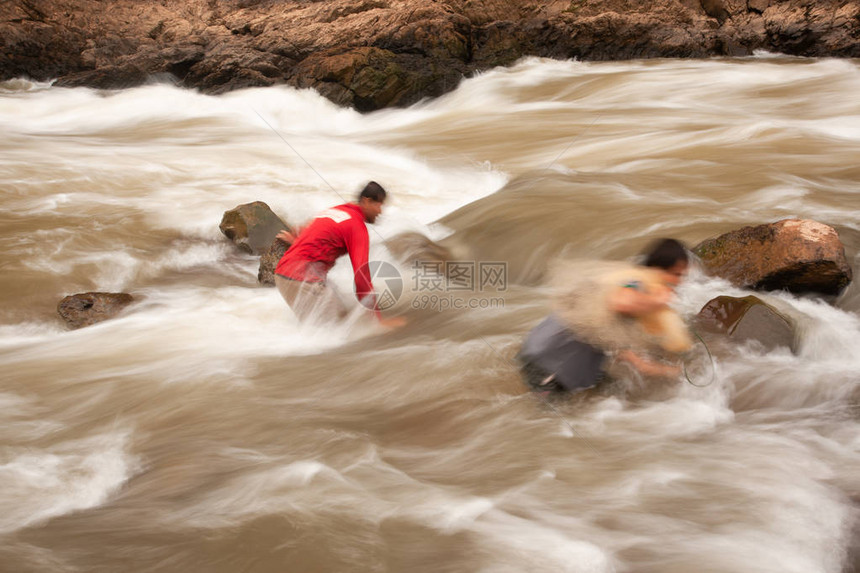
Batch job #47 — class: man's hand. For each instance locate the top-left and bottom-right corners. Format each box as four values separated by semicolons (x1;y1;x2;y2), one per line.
617;350;681;377
275;229;301;245
276;229;296;244
378;316;407;329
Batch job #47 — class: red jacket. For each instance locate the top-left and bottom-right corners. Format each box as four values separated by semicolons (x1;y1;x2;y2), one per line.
275;203;376;308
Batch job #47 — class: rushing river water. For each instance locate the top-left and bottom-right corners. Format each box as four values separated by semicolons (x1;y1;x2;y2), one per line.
1;55;859;572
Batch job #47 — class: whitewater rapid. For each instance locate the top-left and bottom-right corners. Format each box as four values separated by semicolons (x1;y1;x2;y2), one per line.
1;55;859;572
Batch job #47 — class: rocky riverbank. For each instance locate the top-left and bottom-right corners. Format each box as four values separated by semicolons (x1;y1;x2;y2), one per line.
3;0;859;110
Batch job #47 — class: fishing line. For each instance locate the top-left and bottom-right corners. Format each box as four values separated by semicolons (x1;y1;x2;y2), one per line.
252;108;390;244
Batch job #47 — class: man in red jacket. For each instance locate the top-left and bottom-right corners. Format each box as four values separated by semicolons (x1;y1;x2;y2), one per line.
274;181;404;327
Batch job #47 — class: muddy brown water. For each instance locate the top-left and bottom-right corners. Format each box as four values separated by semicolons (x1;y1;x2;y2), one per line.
1;56;859;572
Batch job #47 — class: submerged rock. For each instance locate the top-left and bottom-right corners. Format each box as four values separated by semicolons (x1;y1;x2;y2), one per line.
385;231;454;267
383;231;473;288
258;237;291;286
697;294;798;353
694;219;853;295
58;292;134;329
2;0;859;110
219;202;290;256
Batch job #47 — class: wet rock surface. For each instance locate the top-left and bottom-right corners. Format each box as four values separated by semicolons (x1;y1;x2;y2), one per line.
258;237;291;286
697;294;798;353
3;0;859;110
694;219;853;296
219;201;290;256
385;231;454;267
57;292;134;328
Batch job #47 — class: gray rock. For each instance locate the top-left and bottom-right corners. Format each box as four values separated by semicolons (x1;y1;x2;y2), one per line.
219;201;290;256
57;292;134;329
697;294;798;353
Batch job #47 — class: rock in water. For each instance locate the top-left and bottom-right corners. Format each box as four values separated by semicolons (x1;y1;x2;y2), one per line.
383;231;473;286
4;0;860;110
694;219;853;295
697;295;798;353
219;202;290;256
258;238;291;286
58;292;134;329
384;231;454;267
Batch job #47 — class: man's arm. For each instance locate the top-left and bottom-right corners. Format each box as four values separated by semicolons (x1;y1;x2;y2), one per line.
607;281;672;317
345;218;407;328
346;220;377;310
616;349;681;377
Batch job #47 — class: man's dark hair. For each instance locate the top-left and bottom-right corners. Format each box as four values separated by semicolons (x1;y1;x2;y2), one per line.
642;238;688;270
358;181;387;202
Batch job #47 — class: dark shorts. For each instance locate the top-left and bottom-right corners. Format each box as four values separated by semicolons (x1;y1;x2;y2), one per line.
517;353;608;395
518;314;609;394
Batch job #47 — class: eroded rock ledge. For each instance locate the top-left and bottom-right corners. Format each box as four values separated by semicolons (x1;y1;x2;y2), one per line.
2;0;859;110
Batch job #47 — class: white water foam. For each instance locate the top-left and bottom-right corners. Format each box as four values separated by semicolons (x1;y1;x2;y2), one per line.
0;431;138;534
1;57;858;572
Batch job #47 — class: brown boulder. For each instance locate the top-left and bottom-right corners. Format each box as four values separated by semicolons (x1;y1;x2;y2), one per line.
697;294;798;353
292;46;462;111
3;1;860;110
58;292;134;329
258;237;291;286
219;201;290;256
747;0;771;13
54;63;150;90
694;219;853;295
701;0;731;24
